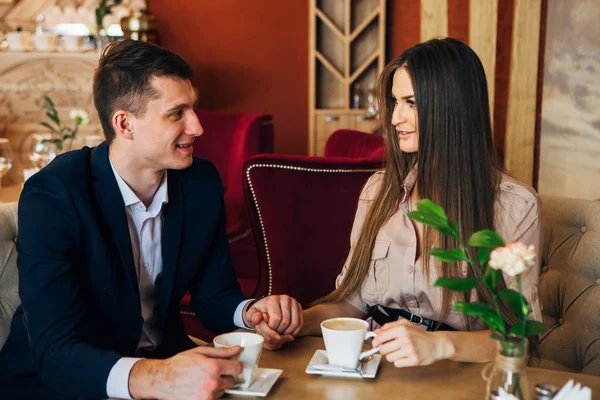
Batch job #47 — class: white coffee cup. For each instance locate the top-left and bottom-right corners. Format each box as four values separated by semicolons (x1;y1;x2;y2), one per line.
61;35;83;52
321;317;380;369
32;33;58;52
5;32;31;51
213;332;264;389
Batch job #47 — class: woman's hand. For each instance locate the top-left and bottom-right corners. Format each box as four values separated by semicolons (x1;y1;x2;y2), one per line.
372;319;455;367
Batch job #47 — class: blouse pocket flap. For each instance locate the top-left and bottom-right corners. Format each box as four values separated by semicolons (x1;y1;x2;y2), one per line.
371;240;391;260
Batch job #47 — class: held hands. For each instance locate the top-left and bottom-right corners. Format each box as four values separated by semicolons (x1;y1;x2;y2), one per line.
243;295;304;350
371;319;455;368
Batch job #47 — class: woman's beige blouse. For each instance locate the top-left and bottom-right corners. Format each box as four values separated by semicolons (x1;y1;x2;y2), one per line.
336;169;543;331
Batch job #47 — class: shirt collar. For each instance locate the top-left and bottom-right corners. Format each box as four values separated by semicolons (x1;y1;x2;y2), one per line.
400;166;418;204
109;157;169;213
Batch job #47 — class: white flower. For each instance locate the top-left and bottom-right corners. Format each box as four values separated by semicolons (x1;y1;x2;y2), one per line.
69;108;89;125
488;242;536;277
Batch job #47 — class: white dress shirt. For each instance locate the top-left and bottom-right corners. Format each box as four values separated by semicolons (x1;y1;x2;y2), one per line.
106;159;252;399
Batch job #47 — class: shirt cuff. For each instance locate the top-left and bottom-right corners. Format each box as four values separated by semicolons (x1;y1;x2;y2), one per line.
106;357;143;400
234;299;254;330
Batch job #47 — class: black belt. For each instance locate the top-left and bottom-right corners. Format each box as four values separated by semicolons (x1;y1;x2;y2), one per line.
369;305;456;332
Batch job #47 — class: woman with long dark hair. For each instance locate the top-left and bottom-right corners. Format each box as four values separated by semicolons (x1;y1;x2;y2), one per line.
299;38;542;366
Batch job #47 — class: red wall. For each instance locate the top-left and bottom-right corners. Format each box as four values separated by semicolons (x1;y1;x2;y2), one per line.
149;1;521;156
148;1;309;154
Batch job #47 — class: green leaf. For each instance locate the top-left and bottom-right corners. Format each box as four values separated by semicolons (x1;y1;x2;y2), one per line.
43;95;55;109
453;302;495;316
453;302;506;334
434;277;478;291
46;111;60;126
408;212;460;240
40;121;59;134
415;199;447;219
42;138;63;151
408;199;461;241
480;311;506;335
407;211;449;231
490;332;505;341
484;267;502;291
510;320;546;337
446;221;460;241
468;229;505;249
498;289;529;318
478;247;492;266
429;248;468;263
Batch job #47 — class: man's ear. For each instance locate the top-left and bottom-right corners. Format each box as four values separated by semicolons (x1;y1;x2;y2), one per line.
113;110;134;139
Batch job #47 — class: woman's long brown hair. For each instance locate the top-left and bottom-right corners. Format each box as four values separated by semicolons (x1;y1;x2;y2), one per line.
316;38;518;328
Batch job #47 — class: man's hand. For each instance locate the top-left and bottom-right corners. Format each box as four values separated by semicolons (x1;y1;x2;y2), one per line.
129;346;243;400
243;295;304;350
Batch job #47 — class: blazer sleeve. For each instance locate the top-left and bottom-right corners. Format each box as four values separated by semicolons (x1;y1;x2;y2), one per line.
17;172;121;399
187;164;247;333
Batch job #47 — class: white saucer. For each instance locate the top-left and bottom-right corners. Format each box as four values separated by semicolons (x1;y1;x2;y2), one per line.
305;349;382;379
225;368;282;397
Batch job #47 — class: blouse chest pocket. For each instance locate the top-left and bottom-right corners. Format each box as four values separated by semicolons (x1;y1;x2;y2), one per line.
364;240;391;295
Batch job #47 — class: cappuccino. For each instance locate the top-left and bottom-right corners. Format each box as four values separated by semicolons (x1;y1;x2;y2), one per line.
322;320;365;331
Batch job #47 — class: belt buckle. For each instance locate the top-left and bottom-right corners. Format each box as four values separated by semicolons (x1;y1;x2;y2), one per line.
409;312;423;325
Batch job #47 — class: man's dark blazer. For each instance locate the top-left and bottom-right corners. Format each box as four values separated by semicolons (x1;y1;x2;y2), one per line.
0;142;246;399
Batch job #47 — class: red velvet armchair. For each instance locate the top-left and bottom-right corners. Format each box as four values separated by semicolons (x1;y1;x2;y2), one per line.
180;110;274;341
324;129;386;161
191;110;275;296
242;154;383;307
193;110;274;241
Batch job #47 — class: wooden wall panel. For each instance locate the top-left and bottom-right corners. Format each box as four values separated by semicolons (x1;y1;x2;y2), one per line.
504;0;542;185
420;0;448;40
469;0;498;120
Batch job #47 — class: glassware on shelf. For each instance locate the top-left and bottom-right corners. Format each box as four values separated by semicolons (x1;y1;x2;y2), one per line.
0;138;14;190
352;83;362;109
23;134;57;182
366;82;378;118
29;133;57;169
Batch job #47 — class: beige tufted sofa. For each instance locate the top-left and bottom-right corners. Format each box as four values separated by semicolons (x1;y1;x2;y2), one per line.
0;202;18;350
0;196;598;374
537;195;600;375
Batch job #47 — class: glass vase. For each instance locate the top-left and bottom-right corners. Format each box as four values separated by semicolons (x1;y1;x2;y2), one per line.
96;27;110;50
484;337;531;400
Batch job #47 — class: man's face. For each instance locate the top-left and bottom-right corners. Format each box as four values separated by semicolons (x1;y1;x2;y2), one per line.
127;76;203;171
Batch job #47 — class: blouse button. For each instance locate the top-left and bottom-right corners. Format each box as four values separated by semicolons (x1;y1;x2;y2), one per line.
542;265;549;273
532;291;538;301
407;300;418;308
596;278;600;286
407;265;414;274
558;318;565;325
581;226;588;233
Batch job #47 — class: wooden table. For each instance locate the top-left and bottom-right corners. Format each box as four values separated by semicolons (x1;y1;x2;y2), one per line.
0;185;20;204
238;336;600;399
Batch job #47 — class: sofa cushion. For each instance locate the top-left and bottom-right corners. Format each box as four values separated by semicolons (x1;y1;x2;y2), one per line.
0;202;19;351
538;195;600;375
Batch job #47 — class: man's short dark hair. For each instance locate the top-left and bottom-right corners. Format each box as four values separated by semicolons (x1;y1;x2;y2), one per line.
93;39;193;145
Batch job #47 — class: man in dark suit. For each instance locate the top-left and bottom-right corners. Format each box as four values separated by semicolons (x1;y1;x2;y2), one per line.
0;40;303;400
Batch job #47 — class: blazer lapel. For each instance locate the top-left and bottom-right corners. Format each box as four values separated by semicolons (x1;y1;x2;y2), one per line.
91;143;140;310
160;172;184;324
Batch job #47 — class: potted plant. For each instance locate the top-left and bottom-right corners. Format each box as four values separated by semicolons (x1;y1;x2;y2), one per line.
408;200;545;400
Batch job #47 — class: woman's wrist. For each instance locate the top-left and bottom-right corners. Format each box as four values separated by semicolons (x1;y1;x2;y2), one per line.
433;331;456;361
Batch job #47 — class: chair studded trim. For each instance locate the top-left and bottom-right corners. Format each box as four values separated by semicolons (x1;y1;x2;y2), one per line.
245;163;380;296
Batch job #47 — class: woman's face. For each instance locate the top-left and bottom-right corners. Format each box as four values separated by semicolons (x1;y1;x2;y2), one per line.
390;68;418;153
